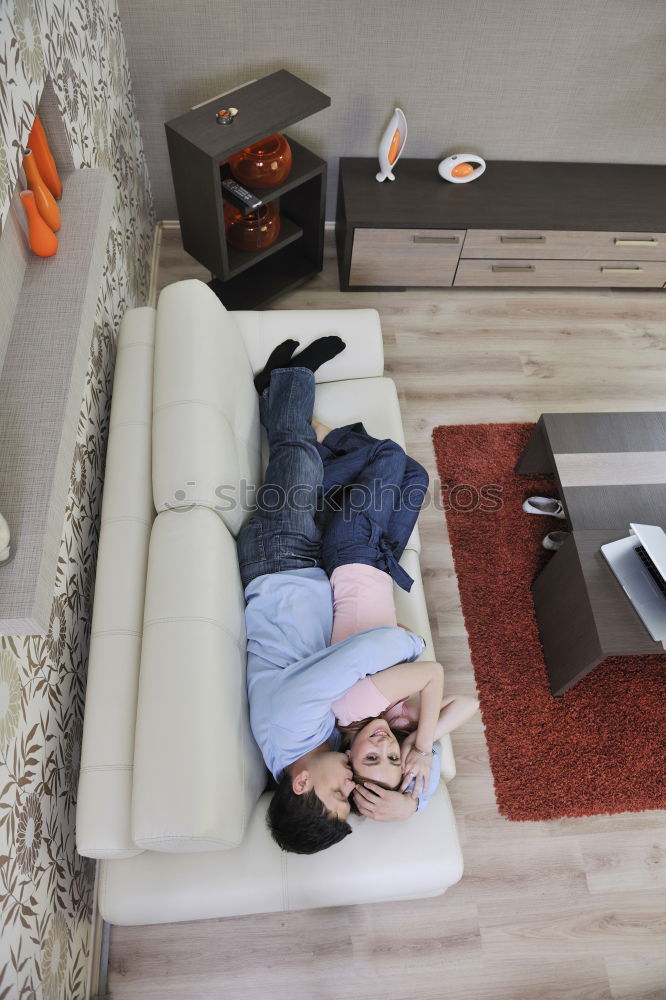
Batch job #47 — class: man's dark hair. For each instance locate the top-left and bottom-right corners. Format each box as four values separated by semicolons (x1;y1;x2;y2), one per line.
267;773;352;854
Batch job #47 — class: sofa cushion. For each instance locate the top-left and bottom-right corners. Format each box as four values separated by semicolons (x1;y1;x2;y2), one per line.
152;280;261;537
395;550;455;782
232;308;384;383
132;507;266;852
99;783;463;924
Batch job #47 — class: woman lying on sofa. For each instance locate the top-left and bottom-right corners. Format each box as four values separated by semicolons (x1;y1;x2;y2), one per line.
239;338;475;855
311;417;479;823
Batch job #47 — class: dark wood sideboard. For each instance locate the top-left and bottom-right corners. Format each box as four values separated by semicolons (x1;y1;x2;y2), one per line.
336;159;666;291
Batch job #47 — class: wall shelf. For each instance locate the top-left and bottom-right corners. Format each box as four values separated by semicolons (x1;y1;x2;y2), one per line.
0;168;114;634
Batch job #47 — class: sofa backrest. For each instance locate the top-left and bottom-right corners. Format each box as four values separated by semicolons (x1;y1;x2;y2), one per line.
131;506;266;852
152;280;261;537
77;305;156;859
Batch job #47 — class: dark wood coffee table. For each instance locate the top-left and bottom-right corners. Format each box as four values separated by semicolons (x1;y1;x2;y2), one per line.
517;412;666;694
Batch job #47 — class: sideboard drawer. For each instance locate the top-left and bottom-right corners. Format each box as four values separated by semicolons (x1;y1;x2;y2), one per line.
454;258;666;287
349;228;465;287
462;229;666;260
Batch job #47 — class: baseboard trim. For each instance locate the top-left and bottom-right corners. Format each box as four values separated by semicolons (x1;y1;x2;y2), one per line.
84;861;109;1000
147;220;164;308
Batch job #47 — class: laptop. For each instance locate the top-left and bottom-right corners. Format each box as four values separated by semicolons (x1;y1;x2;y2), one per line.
601;523;666;641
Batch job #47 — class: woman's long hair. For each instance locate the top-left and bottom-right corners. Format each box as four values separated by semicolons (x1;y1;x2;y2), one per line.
337;716;412;749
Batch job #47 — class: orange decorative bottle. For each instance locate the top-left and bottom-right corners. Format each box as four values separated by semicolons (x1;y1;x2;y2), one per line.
19;190;58;257
27;116;63;199
22;147;61;232
223;200;280;251
228;134;292;189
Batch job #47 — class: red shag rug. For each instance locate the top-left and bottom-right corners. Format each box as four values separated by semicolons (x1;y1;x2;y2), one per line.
432;422;666;821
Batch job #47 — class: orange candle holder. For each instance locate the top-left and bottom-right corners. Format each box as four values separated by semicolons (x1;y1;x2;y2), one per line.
224;200;280;251
228;134;292;189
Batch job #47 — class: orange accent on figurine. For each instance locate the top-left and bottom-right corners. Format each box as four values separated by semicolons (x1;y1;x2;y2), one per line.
451;162;475;178
388;129;401;165
19;190;58;257
27;115;63;199
22;147;61;232
376;108;407;182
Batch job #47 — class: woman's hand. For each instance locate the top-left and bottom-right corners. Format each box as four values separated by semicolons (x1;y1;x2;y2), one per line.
352;782;418;822
400;741;432;799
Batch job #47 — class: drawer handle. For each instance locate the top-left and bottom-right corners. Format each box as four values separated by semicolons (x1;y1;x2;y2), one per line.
600;266;644;273
492;264;536;272
413;235;460;244
614;238;658;247
499;235;546;243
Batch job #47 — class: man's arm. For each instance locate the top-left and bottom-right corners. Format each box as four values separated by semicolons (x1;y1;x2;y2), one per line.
270;626;425;762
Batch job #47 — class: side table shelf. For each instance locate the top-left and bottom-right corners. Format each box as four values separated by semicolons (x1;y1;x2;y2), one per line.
166;71;330;309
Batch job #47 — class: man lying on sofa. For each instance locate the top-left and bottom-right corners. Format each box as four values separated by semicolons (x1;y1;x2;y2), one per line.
238;338;443;855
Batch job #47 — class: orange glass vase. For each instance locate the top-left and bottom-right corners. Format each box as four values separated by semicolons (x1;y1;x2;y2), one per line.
224;200;280;251
22;147;61;232
20;190;58;257
228;134;292;189
27;115;63;199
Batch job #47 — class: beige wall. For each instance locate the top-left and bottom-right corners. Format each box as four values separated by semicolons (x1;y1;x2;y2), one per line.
119;0;666;222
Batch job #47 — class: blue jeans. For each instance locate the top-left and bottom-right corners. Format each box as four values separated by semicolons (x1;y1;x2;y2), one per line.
237;368;323;589
236;369;429;591
316;424;428;592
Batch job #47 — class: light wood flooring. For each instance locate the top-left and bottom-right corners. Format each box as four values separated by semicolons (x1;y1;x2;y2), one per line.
107;227;666;1000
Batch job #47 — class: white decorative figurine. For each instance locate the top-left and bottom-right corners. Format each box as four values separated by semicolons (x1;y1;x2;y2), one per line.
438;153;486;183
0;512;10;564
376;108;407;183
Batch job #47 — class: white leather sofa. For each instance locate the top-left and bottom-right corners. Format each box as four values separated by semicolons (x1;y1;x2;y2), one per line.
76;278;463;925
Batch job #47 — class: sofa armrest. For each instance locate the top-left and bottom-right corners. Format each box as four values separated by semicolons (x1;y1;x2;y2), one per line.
231;309;384;382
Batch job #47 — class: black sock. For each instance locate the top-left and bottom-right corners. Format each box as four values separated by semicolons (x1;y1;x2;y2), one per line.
289;336;346;373
253;339;299;394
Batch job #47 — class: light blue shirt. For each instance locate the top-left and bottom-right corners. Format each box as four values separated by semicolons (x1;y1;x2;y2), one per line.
245;567;426;780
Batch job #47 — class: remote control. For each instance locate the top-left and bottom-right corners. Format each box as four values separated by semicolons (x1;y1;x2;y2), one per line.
221;178;263;214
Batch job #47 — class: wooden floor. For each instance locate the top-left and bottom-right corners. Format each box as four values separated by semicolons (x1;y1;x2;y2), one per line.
107;227;666;1000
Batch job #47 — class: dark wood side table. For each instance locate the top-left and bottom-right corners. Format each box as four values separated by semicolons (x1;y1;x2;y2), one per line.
165;71;330;309
517;412;666;694
532;530;665;695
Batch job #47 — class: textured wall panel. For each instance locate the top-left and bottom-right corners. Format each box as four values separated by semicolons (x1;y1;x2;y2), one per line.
118;0;666;220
